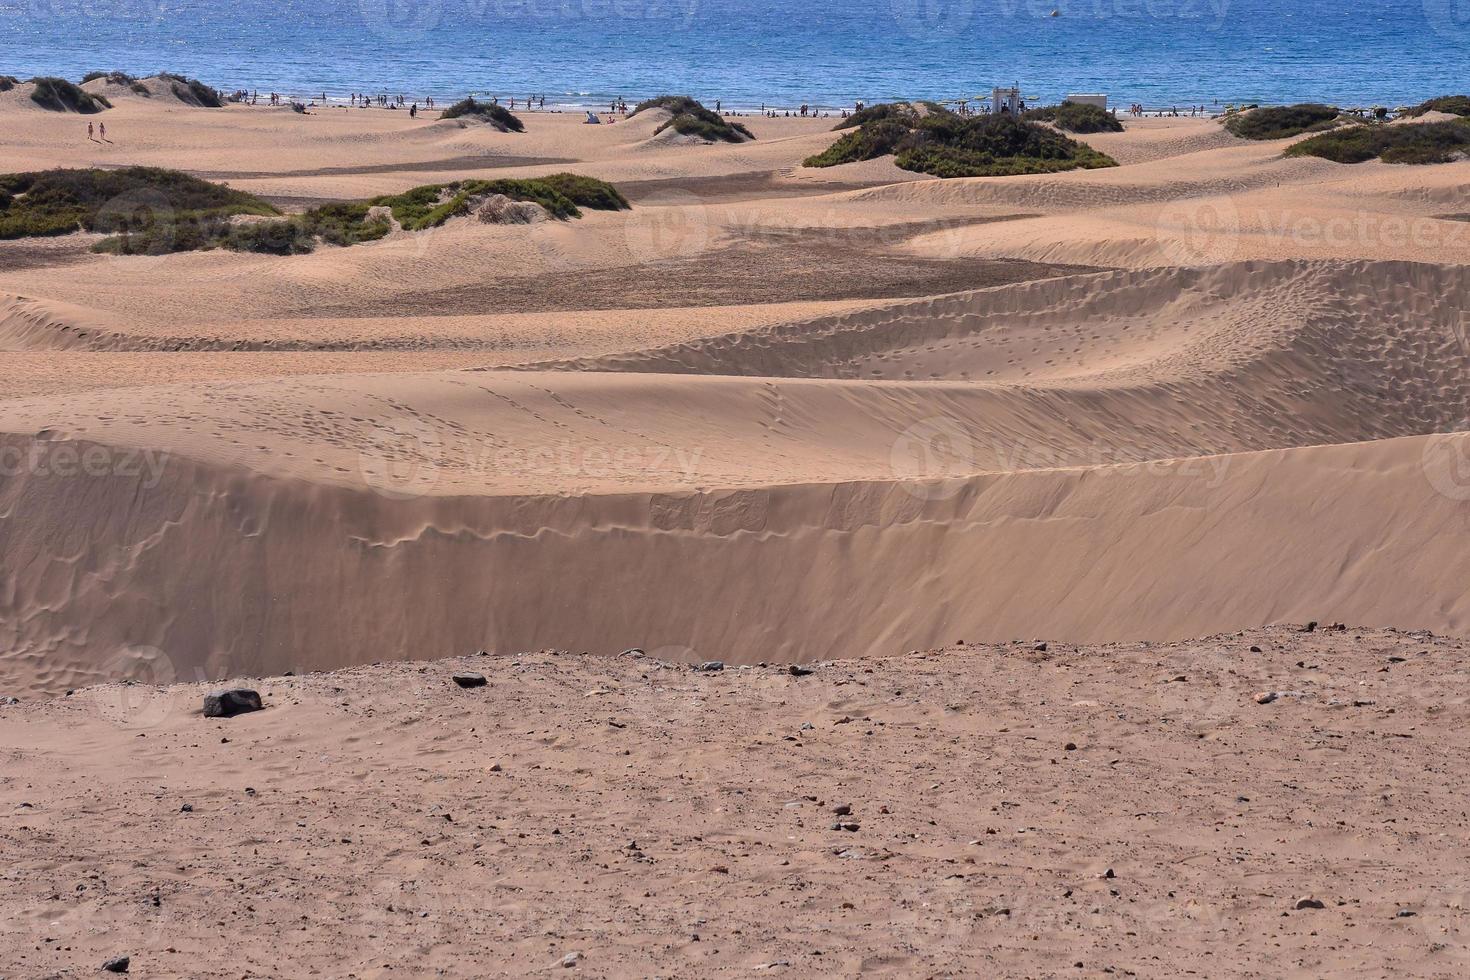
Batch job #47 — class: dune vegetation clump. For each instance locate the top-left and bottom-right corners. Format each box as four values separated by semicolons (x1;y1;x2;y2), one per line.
373;173;630;229
631;96;754;143
82;71;151;95
1223;103;1341;140
0;166;631;254
806;110;1117;177
0;167;276;242
29;76;112;113
1024;101;1124;134
834;101;952;131
439;97;525;132
1402;95;1470;118
159;73;224;108
1285;119;1470;164
0;75;19;92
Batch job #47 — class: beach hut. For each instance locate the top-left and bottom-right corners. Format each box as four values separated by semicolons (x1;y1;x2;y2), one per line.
991;86;1022;115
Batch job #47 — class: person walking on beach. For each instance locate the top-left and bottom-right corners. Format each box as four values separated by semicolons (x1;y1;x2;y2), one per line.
87;121;94;140
98;122;106;141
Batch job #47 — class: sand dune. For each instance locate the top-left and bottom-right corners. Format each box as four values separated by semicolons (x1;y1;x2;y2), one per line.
1;97;1468;699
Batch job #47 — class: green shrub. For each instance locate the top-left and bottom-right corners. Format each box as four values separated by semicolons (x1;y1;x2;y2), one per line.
1224;103;1340;140
630;95;753;143
372;173;628;228
29;77;112;113
439;97;525;132
1403;96;1470;118
1285;119;1470;164
833;101;955;132
0;167;277;242
535;172;630;211
159;73;223;108
2;167;625;254
1024;102;1123;134
81;70;134;84
805;117;915;166
806;111;1117;177
0;75;19;93
82;71;151;96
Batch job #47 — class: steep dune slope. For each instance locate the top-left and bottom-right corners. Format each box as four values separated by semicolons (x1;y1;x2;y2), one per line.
1;427;1467;698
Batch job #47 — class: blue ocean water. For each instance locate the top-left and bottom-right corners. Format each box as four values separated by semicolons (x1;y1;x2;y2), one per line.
2;0;1467;109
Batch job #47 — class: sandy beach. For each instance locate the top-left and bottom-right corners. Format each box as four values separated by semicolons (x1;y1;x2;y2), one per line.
2;73;1469;975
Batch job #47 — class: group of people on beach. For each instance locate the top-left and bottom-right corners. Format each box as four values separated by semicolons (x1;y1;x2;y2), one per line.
1126;103;1213;117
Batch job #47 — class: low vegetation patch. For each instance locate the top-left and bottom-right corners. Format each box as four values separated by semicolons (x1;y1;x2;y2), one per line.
373;173;629;229
631;95;753;143
0;167;629;255
159;73;224;108
806;111;1116;177
0;167;275;242
1024;102;1123;134
1285;119;1470;164
0;75;19;93
29;77;111;113
81;70;150;96
439;97;524;132
834;101;952;131
1403;95;1470;118
1223;103;1340;140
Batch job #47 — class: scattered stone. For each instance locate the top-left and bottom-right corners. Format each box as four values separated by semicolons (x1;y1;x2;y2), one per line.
788;665;814;677
1294;896;1326;910
452;673;488;689
832;821;860;832
800;722;814;731
1254;691;1279;705
561;950;583;967
0;696;19;706
103;956;130;973
1034;642;1048;652
1395;909;1417;918
696;661;725;672
1103;868;1116;879
1301;621;1318;633
621;648;645;658
202;689;262;718
179;803;193;813
1249;645;1263;653
1064;742;1077;751
489;763;503;772
832;803;852;816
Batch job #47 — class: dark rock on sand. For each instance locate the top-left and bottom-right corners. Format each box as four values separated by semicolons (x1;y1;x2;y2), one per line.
452;673;488;688
103;955;130;973
202;689;262;718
